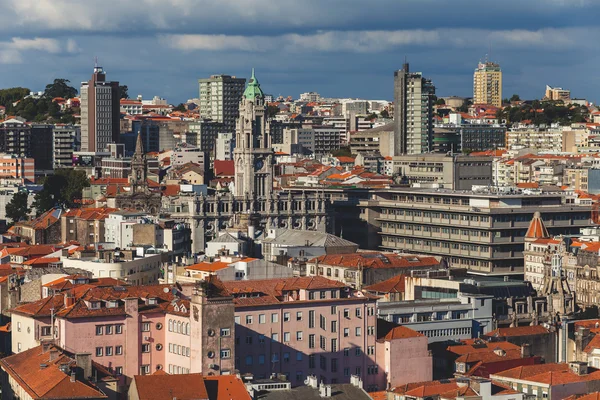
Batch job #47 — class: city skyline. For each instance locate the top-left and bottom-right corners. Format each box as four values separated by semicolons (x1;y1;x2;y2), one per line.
0;0;597;104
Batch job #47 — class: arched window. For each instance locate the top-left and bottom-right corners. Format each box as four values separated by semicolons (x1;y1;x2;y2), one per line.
186;323;190;335
168;319;173;332
177;321;181;333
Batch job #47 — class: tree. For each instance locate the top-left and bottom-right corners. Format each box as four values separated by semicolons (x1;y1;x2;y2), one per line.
0;87;30;107
267;105;280;118
332;147;353;157
32;169;90;214
435;98;446;106
44;79;77;99
119;85;129;99
510;94;521;102
380;109;390;118
173;103;186;112
366;112;377;120
6;191;30;223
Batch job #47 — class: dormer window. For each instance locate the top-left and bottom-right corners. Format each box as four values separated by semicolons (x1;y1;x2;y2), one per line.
89;301;101;310
180;305;187;313
148;298;157;305
107;300;119;308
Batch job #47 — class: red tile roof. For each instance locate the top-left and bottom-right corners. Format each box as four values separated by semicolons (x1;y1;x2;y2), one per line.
214;160;234;177
447;340;520;356
309;253;440;270
585;335;600;353
185;261;230;272
203;375;252;400
525;211;549;239
363;274;405;294
379;326;424;341
132;373;209;400
565;393;600;400
484;325;550;338
0;345;108;399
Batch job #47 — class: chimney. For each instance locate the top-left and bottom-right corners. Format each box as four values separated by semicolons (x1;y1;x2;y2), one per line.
305;375;318;389
49;349;59;361
70;372;76;382
64;294;75;308
319;382;332;398
569;361;588;376
521;343;532;358
42;341;51;353
350;374;363;389
75;353;92;380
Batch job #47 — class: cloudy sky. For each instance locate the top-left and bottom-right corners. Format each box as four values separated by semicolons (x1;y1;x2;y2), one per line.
0;0;598;104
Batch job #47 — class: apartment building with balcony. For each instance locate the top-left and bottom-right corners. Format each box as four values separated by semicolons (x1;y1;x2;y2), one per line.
358;187;591;275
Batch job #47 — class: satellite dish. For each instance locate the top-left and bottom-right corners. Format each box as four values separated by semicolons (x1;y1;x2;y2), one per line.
163;287;169;293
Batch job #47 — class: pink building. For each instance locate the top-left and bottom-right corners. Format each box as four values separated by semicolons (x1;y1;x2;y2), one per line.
375;326;432;389
10;280;235;394
220;276;382;391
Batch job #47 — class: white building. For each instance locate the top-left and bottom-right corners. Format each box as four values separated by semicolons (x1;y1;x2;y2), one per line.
104;211;146;248
215;132;234;160
53;125;80;169
171;144;205;168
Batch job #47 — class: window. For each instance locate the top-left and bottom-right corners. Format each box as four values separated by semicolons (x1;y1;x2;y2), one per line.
320;291;326;299
296;311;303;321
141;365;150;375
344;309;350;318
355;308;362;318
116;325;123;334
355;347;361;356
309;334;316;348
344;368;350;377
115;367;123;375
320;355;327;370
367;346;375;356
309;291;316;300
142;344;150;353
271;313;278;323
331;306;337;315
355;367;361;375
356;327;362;336
169;319;173;331
246;336;253;345
283;352;290;363
141;322;151;332
309;310;315;328
296;331;303;341
284;332;291;342
96;326;103;335
367;326;375;336
235;316;241;324
258;354;265;365
344;348;350;357
220;349;231;359
284;312;290;322
320;314;326;330
309;355;316;369
96;347;103;357
105;346;113;356
116;346;123;355
331;321;337;333
320;335;326;350
246;315;253;324
259;314;266;324
331;338;337;352
297;352;303;361
331;358;338;373
245;356;253;366
105;325;113;335
259;334;265;344
344;328;350;337
41;326;52;336
220;328;231;337
271;333;279;342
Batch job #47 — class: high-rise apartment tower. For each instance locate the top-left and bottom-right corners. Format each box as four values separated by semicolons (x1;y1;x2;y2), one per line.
473;61;502;107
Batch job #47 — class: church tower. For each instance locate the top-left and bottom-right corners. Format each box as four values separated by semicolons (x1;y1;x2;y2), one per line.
233;69;274;197
130;132;148;194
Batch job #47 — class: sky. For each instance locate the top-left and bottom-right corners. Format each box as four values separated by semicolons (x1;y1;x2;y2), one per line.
0;0;598;104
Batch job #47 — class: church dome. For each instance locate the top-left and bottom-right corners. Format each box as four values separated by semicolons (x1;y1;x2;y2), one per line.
243;68;264;101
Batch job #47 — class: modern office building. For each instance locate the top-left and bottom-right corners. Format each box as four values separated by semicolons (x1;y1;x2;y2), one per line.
473;61;502;107
297;126;342;155
358;187;591;275
393;63;435;155
198;74;246;132
53;125;80;169
30;124;54;175
80;65;120;152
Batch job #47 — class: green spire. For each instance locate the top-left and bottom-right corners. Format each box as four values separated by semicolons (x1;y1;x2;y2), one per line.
243;68;264;101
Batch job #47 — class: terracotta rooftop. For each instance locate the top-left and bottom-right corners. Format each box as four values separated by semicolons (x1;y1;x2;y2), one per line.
525;211;550;239
363;274;405;294
214;160;234;177
132;373;209;400
203;375;252;400
447;340;520;356
565;393;600;400
309;253;440;270
0;344;110;399
378;325;424;341
185;261;230;272
490;363;570;380
485;325;550;338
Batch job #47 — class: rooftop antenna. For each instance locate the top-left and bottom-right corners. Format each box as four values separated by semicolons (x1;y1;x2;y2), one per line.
94;56;98;68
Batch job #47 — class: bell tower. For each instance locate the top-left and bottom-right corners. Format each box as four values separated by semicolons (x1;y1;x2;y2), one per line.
233;69;274;198
130;132;148;194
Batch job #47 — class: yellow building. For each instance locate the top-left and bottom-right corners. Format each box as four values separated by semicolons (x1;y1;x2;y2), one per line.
473;61;502;107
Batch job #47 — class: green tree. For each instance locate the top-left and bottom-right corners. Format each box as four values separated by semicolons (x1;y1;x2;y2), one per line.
0;87;30;107
332;147;353;157
380;109;390;118
119;85;129;99
44;79;77;99
6;191;30;223
32;169;90;214
57;169;90;207
366;112;377;120
510;94;521;102
173;103;186;112
267;105;280;118
435;98;446;106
